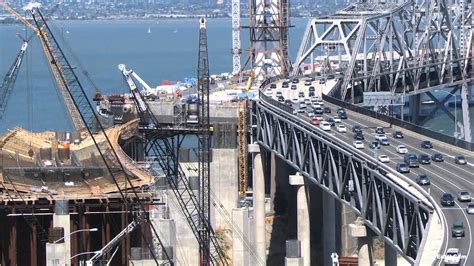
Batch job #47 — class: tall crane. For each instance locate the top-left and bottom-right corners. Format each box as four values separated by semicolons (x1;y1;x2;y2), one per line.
118;62;228;265
27;6;172;264
0;1;85;131
0;35;28;120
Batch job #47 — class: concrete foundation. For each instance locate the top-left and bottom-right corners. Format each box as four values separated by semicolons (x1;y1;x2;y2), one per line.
289;173;310;266
232;207;250;266
250;143;266;264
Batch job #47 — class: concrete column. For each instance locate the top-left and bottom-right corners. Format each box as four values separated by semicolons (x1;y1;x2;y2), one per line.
385;243;398;266
232;207;250;266
47;200;71;266
269;153;277;212
323;192;337;266
289;173;310;266
249;143;266;263
349;218;374;266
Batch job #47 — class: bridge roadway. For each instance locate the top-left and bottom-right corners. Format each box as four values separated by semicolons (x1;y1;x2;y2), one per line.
262;78;473;265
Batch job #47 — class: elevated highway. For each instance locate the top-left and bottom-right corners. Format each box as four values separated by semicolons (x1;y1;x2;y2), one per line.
257;75;473;264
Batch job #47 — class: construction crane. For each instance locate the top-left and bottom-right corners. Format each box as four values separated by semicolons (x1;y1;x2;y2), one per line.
237;76;252;197
0;1;85;131
27;6;172;264
118;62;228;265
0;35;28;120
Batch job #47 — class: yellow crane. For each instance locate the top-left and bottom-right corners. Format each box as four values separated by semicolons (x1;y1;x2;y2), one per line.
237;76;252;197
0;1;85;131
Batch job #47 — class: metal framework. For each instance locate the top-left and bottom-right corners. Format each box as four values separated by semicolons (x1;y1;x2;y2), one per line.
238;101;248;197
255;92;434;263
293;0;473;140
231;0;241;75
29;7;172;264
248;0;291;80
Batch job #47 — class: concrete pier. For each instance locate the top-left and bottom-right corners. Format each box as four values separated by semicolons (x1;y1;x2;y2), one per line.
46;200;71;266
289;173;310;266
349;218;374;266
232;207;250;266
323;193;337;266
249;143;266;264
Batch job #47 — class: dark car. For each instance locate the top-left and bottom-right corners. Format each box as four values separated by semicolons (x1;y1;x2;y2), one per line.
338;112;348;119
354;132;365;140
392;131;404;139
308;91;315;97
314;108;324;115
309;86;315;92
416;174;430;186
291;84;297;90
418;154;431;164
323;107;331;113
441;193;455;207
421;140;433;149
451;222;465;238
270;83;277;89
352;125;363;133
454;155;467;165
325;117;336;126
396;163;410;173
370;141;380;149
292;78;299;83
277;96;284;102
404;154;419;168
282;81;289;88
336;108;345;114
298;91;305;97
375;127;385;134
431;153;444;162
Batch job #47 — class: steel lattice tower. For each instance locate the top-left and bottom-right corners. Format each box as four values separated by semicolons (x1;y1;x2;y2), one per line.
232;0;241;75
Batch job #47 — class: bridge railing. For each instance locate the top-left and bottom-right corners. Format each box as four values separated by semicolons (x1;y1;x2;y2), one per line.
321;92;474;151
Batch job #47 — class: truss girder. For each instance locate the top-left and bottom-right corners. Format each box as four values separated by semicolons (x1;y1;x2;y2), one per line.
255;100;433;263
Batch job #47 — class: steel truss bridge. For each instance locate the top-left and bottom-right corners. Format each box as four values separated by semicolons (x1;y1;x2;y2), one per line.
252;0;473;264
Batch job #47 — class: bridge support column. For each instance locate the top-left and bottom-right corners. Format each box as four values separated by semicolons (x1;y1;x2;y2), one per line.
289;173;310;266
323;192;338;266
460;83;472;142
285;240;303;266
232;207;250;266
409;94;421;124
384;243;398;266
249;143;266;263
349;218;374;266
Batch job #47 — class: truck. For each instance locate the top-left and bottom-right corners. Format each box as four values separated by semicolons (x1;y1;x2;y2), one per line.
186;95;200;125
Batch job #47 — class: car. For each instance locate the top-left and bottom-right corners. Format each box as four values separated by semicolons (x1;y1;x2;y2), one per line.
396;163;410;173
315;116;324;121
457;191;471;202
392;131;404;139
319;79;326;84
291;84;297;90
353;141;364;149
282;82;289;88
292;78;299;83
354;132;365;140
314;108;324;114
311;118;320;125
352;125;362;133
307;112;315;118
404;154;419;168
320;121;331;131
416;174;430;185
264;90;273;96
300;103;307;109
304;80;311;86
375;127;385;134
378;155;390;163
370;141;380;149
396;145;408;154
309;86;315;92
338;112;347;119
333;116;341;123
418;154;431;164
431;153;444;162
440;193;455;206
297;109;305;113
325;117;336;126
374;134;386;141
444;248;461;265
451;222;465;238
308;91;315;97
336;108;345;115
421;140;433;148
276;91;283;96
298;91;305;97
336;124;346;133
454;155;467;165
270;83;277;89
467;203;474;214
378;137;390;146
277;96;284;102
323;107;331;113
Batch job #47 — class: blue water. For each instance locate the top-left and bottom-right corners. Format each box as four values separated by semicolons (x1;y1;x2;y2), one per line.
0;18;308;133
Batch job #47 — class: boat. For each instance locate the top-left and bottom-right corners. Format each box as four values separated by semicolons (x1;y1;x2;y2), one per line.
148;27;151;34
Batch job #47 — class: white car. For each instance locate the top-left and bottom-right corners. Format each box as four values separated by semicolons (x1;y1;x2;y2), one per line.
320;121;331;131
307;112;315;118
353;141;364;149
378;155;390;163
336;124;346;133
300;103;307;109
375;134;386;140
444;248;461;264
334;116;341;123
396;145;408;154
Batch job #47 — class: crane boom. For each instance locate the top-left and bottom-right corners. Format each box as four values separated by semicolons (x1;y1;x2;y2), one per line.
0;40;28;120
0;1;85;131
